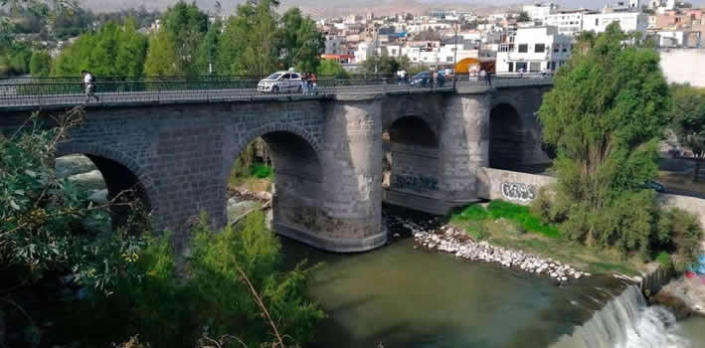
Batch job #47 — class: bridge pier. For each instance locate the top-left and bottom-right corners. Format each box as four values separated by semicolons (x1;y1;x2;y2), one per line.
437;93;491;210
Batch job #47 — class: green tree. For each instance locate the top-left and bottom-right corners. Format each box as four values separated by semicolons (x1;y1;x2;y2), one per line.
114;17;149;78
144;28;181;77
517;11;531;23
29;50;51;77
51;21;148;77
160;1;208;76
318;59;349;78
537;23;672;256
195;19;221;75
217;0;280;76
670;84;705;156
278;8;324;73
363;54;400;75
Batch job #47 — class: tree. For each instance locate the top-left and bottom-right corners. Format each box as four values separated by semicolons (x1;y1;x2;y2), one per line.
517;11;531;23
537;23;672;256
195;19;221;75
363;54;400;75
160;1;208;76
50;21;148;77
278;8;324;73
144;28;181;77
318;59;348;78
29;50;51;77
669;84;705;181
670;84;705;156
114;18;149;78
217;0;279;76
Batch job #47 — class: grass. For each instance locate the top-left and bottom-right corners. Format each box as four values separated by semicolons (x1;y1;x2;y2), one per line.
485;200;561;239
449;201;642;276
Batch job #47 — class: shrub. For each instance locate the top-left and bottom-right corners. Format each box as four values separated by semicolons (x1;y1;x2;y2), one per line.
250;164;273;179
657;208;703;266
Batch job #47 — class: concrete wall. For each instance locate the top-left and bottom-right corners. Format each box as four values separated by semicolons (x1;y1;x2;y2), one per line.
478;167;705;232
477;167;556;204
660;49;705;88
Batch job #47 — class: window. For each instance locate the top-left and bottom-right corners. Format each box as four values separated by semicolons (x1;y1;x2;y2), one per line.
391;49;397;55
562;46;568;52
553;44;560;52
516;62;528;72
530;62;541;72
282;74;291;79
595;18;599;26
518;44;528;53
290;74;300;79
535;43;546;53
508;62;514;72
447;56;453;62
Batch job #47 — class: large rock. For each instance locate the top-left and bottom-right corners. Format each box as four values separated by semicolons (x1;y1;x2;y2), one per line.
68;170;106;191
55;155;97;179
227;197;259;225
88;189;109;205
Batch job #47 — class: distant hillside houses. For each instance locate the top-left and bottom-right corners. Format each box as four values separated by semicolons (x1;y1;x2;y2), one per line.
316;0;703;74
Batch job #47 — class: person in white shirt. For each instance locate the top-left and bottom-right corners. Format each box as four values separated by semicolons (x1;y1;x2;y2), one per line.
82;70;99;102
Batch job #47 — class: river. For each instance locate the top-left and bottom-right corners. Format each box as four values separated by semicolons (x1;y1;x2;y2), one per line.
280;217;705;348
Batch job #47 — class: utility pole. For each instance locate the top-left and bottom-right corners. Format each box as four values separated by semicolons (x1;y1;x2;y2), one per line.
453;21;459;89
374;24;379;75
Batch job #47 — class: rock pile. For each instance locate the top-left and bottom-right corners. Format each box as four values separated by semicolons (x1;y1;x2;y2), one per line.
392;216;589;284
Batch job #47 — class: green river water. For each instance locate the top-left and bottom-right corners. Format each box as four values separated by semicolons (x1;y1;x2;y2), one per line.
281;237;705;348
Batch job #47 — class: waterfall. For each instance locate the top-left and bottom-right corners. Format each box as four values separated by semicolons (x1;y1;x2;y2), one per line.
551;285;691;348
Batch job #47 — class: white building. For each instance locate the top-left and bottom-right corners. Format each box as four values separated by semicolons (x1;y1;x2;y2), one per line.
523;3;560;25
582;11;650;34
546;10;590;36
496;26;573;73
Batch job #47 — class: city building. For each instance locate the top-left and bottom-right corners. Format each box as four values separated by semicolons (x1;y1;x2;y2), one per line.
522;3;560;25
583;11;650;33
546;9;592;36
496;26;572;73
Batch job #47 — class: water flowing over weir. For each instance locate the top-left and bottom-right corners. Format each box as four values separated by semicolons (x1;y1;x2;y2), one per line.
551;285;691;348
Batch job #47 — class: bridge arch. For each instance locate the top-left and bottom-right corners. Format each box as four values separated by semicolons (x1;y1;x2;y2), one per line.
55;142;154;230
489;103;524;171
382;115;442;213
224;123;324;241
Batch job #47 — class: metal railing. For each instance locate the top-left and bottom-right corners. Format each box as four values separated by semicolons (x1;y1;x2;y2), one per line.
0;74;553;109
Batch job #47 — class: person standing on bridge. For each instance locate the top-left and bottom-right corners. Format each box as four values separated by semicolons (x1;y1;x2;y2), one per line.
82;70;100;103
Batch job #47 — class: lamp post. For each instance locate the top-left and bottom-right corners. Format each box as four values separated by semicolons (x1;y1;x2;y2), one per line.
453;21;459;89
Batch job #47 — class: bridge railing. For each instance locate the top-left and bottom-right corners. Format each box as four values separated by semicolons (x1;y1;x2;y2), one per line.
0;75;552;108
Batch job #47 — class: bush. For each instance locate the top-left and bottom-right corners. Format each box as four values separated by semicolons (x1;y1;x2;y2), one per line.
250;164;273;179
657;208;703;266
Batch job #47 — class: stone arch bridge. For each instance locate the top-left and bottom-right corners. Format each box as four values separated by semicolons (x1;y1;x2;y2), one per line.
1;81;552;252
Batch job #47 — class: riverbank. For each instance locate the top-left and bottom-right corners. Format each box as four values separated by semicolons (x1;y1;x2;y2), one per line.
388;214;587;284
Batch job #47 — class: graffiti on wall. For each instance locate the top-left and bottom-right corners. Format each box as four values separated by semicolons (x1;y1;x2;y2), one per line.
393;174;439;192
501;182;536;202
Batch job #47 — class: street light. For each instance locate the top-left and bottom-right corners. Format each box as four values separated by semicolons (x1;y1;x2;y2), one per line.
453;21;459;90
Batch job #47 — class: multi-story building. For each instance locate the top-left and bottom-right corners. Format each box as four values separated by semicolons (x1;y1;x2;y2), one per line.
583;10;650;33
545;9;591;36
496;26;572;73
522;3;559;25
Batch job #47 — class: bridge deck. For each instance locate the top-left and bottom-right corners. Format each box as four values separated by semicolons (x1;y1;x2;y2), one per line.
0;76;552;111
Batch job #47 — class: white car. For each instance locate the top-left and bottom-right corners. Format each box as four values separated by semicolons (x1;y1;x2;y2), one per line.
257;71;304;94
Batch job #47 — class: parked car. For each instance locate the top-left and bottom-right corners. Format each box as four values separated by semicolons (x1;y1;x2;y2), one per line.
409;71;445;87
409;71;431;87
257;71;303;94
643;180;666;193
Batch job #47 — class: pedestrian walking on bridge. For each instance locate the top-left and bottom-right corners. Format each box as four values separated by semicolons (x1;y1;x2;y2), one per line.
82;70;99;103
